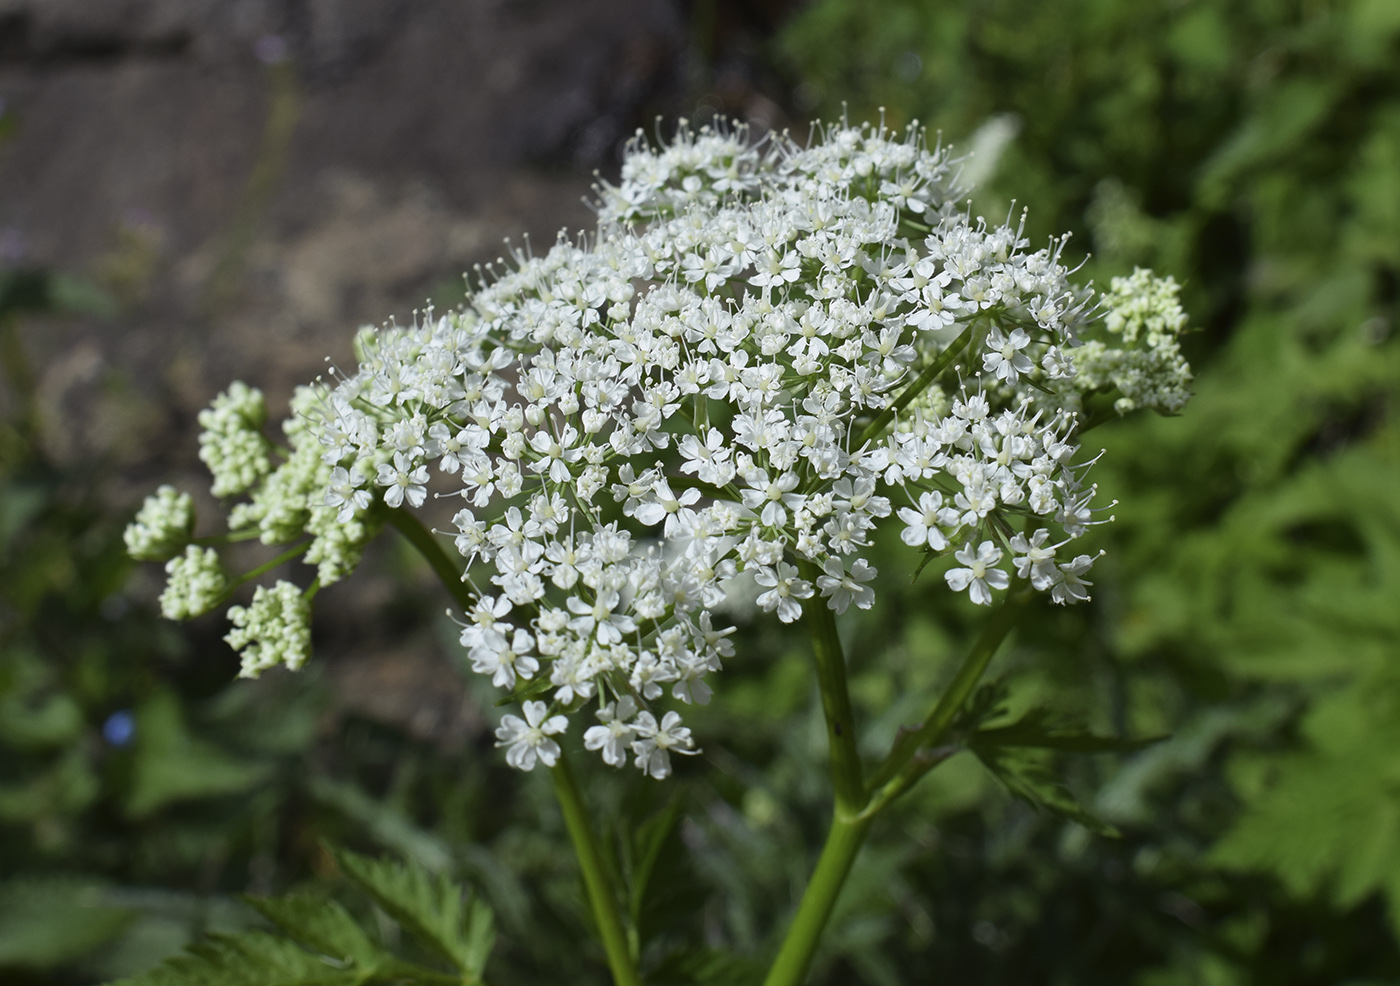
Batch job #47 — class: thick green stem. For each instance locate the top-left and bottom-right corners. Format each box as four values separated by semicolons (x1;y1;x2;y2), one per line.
800;588;866;814
866;585;1032;808
551;753;643;986
759;586;872;986
762;813;873;986
764;586;1033;986
385;507;475;612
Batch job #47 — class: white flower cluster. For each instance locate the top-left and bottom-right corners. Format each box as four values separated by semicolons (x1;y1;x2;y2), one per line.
124;485;193;561
159;545;227;620
224;580;311;679
128;119;1191;778
1073;267;1192;414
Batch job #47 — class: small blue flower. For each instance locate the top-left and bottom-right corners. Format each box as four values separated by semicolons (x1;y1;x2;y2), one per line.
103;710;136;747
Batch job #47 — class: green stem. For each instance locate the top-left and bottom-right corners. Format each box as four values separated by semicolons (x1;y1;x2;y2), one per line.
758;584;872;986
225;542;309;593
856;321;975;447
195;528;264;546
865;585;1032;809
762;813;873;986
385;508;475;612
551;753;643;986
800;585;866;814
391;508;606;986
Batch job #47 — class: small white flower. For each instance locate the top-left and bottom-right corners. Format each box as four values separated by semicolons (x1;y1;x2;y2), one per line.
632;479;701;536
945;540;1010;606
1049;552;1098;605
325;466;371;522
982;327;1034;383
630;710;698;779
377;451;429;508
495;700;568;771
753;561;814;623
583;697;639;767
471;629;539;690
897;490;951;551
1010;528;1059;590
816;557;877;614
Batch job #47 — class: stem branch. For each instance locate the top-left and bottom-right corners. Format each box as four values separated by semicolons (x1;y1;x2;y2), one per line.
857;321;975;447
800;586;866;814
551;754;643;986
385;507;475;612
866;584;1032;809
225;542;308;594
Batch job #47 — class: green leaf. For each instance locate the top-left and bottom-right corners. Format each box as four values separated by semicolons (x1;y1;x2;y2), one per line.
0;877;133;969
309;777;454;873
243;895;384;970
110;930;360;986
971;706;1165;755
970;744;1121;837
627;795;686;929
330;848;494;980
647;946;766;986
957;681;1163;754
956;683;1156;837
126;689;272;819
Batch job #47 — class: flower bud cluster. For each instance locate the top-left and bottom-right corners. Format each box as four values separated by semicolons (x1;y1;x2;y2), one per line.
198;381;272;497
159;545;227;620
128;119;1192;778
124;485;193;561
1072;267;1192;414
224;580;311;679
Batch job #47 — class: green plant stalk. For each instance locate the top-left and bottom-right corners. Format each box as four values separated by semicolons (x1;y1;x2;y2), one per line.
762;811;873;986
386;507;476;612
799;584;866;814
760;587;871;986
866;584;1032;805
223;541;309;596
766;586;1032;985
552;753;644;986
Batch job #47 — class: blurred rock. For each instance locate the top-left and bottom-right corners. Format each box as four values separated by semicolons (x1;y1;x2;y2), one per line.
0;0;690;471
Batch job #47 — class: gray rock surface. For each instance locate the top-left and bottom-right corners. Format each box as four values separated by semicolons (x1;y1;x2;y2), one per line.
0;0;687;465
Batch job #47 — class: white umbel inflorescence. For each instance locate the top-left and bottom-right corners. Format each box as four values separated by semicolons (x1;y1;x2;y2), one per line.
129;119;1192;779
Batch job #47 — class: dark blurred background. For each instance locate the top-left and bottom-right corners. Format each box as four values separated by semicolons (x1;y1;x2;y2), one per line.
1;1;1398;984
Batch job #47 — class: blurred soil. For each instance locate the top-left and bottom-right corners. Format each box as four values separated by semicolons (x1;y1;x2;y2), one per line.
0;0;795;745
